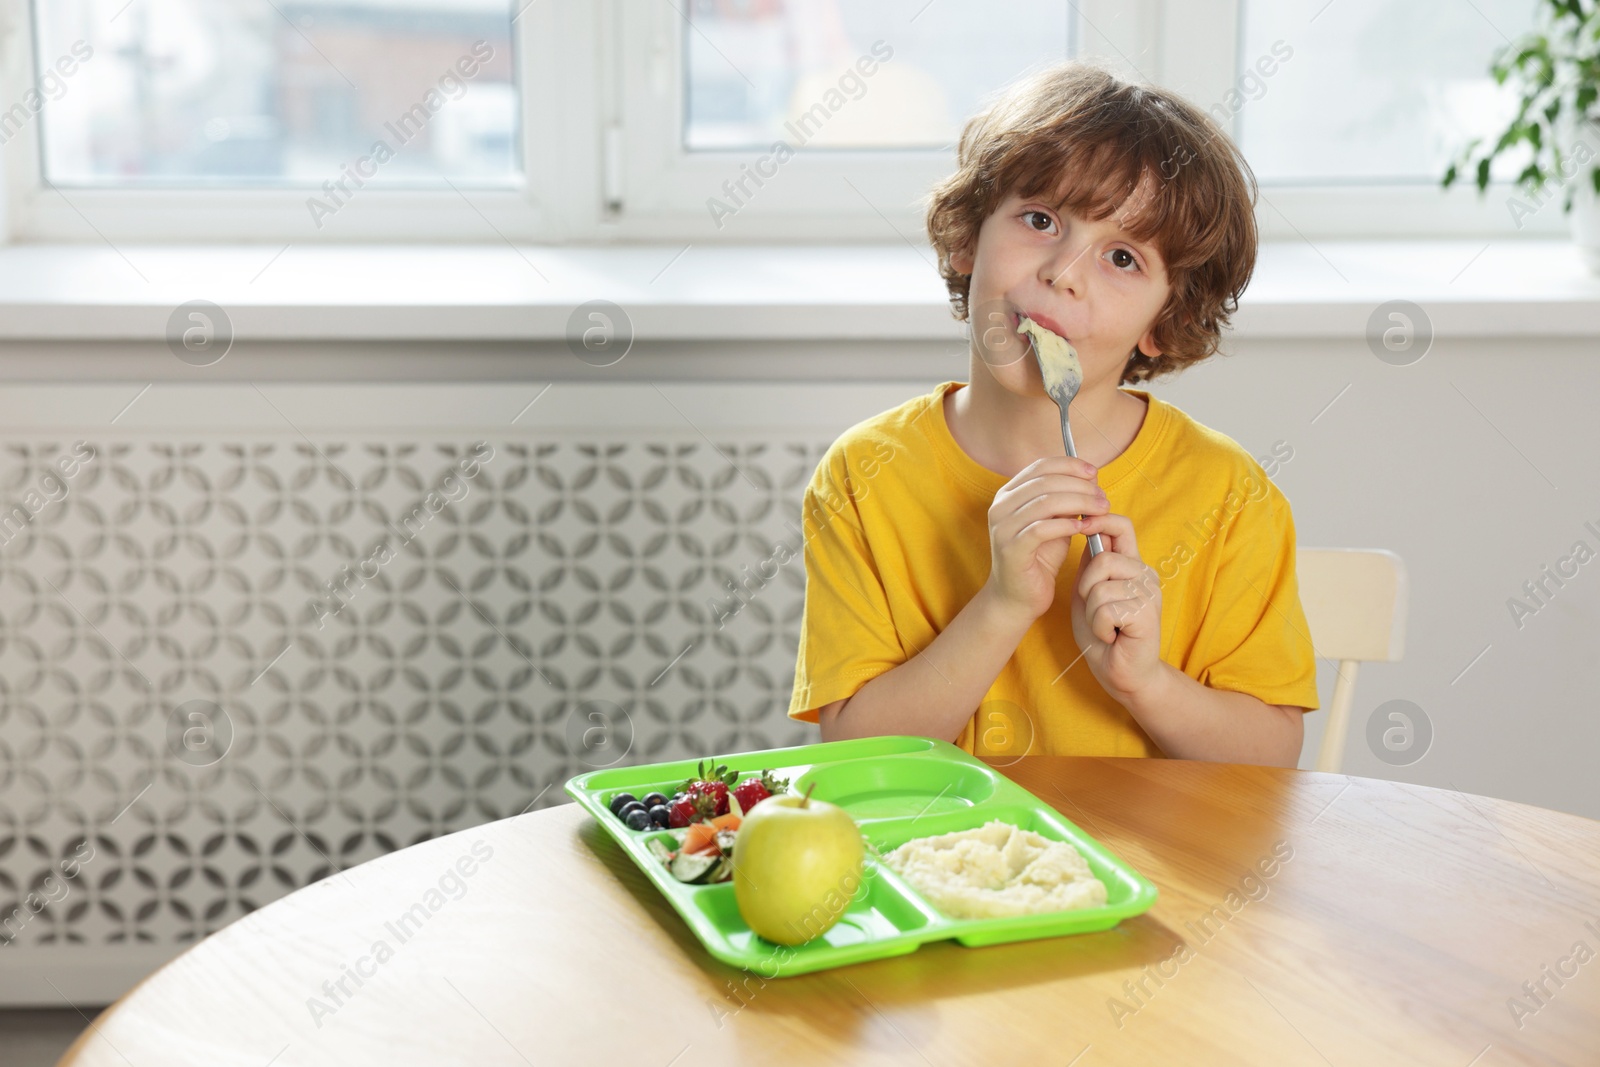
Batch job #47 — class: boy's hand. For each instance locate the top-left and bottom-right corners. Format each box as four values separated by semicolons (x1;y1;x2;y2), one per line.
983;456;1110;622
1069;511;1164;702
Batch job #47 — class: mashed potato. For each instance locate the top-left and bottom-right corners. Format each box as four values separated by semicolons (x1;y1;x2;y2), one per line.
881;819;1107;920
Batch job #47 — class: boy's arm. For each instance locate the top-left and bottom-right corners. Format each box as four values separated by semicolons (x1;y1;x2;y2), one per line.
818;455;1109;744
1069;508;1312;768
1119;665;1305;767
817;583;1035;744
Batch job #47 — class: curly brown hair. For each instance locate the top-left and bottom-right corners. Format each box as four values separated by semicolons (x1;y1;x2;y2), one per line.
922;60;1259;384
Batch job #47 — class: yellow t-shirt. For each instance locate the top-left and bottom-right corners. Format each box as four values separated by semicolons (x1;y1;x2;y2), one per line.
787;380;1320;758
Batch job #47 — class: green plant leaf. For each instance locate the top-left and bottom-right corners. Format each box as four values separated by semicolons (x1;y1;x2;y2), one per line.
1441;8;1599;204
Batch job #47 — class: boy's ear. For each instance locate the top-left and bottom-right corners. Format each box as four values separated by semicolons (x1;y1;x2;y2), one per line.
1136;326;1162;359
1138;305;1189;359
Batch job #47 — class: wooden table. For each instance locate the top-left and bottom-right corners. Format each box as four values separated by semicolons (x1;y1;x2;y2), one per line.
59;759;1600;1067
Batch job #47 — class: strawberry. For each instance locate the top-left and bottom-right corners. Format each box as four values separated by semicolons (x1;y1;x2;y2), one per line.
681;759;739;816
732;769;790;814
667;790;715;828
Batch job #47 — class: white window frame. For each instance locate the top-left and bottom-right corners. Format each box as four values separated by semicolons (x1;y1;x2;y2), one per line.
0;0;1569;244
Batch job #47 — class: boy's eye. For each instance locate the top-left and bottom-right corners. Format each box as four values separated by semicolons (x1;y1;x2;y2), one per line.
1024;209;1143;274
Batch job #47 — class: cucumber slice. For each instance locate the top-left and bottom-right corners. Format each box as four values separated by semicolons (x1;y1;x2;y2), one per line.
669;849;720;883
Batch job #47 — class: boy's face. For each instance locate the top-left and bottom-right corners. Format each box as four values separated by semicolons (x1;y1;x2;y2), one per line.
951;173;1172;399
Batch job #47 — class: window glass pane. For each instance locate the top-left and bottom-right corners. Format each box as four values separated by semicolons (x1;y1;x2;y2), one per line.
31;0;518;186
1237;0;1539;184
683;0;1076;150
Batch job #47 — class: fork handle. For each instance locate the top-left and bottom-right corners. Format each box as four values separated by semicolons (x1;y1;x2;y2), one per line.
1060;411;1105;559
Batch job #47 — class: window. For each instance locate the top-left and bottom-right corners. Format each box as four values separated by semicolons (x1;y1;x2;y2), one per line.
614;0;1081;241
1237;0;1537;185
681;1;1075;150
0;0;1562;243
31;0;519;187
4;0;561;242
1230;0;1565;237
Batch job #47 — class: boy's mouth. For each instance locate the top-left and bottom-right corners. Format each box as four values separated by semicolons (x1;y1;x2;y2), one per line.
1011;307;1070;341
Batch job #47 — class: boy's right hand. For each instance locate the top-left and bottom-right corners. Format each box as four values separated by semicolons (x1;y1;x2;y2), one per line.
983;456;1109;622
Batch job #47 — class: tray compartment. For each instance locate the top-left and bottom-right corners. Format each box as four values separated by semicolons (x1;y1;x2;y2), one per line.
581;736;944;829
636;829;717;888
592;787;681;834
684;861;940;974
861;802;1157;947
794;755;998;821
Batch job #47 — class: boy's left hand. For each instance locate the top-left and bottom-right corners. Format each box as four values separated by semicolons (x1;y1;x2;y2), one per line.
1068;512;1164;702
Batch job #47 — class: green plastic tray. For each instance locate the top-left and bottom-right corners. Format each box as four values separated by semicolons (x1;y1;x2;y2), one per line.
564;735;1158;977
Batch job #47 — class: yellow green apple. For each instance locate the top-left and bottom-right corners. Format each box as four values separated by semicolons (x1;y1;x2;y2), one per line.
732;789;864;946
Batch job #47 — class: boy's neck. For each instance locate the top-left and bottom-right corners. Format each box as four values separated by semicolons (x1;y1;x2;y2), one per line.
945;360;1148;479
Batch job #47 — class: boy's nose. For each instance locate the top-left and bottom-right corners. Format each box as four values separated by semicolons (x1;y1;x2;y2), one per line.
1042;242;1092;293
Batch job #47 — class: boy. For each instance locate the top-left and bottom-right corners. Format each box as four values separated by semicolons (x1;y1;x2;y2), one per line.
786;62;1319;767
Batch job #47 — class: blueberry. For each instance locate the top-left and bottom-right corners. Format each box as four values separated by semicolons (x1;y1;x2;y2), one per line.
648;804;671;827
624;809;651;831
608;793;638;816
642;792;668;808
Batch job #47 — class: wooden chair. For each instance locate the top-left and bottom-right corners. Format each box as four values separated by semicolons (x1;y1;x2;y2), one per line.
1296;548;1408;772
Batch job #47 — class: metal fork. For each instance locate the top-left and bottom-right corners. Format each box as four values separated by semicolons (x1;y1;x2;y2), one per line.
1024;332;1105;559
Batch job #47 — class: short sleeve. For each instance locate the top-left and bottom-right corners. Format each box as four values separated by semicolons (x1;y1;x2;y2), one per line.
1188;489;1321;712
787;454;907;723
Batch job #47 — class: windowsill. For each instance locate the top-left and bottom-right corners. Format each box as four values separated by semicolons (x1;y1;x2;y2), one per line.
0;239;1596;341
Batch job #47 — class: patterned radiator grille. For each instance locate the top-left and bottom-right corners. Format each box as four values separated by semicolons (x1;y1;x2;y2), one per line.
0;437;821;970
